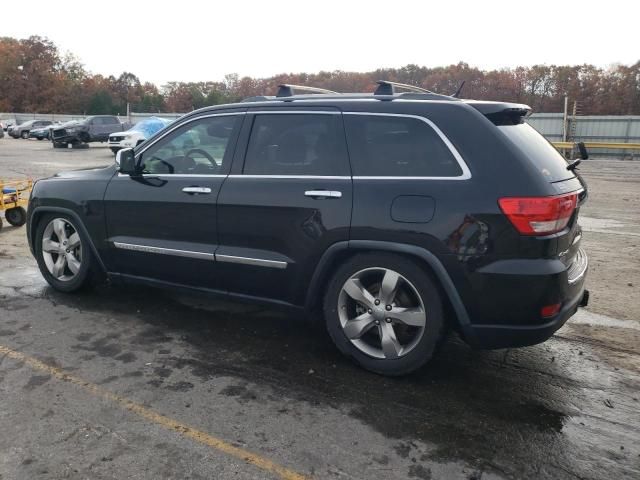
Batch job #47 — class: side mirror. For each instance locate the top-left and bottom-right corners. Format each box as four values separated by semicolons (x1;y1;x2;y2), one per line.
116;148;137;174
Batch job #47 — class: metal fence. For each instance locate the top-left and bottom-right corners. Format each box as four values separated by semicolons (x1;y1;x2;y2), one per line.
3;111;640;158
528;113;640;158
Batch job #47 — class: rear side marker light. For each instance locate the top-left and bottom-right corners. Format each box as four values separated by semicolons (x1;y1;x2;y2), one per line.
498;193;578;236
541;303;562;318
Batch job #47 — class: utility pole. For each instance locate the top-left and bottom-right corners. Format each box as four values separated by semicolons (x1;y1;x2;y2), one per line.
562;95;568;143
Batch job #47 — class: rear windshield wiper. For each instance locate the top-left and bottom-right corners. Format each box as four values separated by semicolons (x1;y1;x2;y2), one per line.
567;159;581;171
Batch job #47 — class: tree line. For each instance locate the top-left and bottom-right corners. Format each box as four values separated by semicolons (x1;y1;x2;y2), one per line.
1;36;639;115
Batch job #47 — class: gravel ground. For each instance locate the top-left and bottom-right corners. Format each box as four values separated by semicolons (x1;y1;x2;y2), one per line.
0;137;638;480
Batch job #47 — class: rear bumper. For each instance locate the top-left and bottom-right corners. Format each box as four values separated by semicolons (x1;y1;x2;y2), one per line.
457;248;589;349
462;287;588;349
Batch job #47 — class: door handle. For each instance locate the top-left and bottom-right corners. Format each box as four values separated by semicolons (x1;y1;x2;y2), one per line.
182;186;212;194
304;190;342;199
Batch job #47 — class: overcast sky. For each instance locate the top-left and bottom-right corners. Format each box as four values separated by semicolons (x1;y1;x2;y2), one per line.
1;0;637;85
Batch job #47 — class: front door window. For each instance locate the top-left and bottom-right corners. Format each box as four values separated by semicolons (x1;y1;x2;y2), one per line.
140;115;242;175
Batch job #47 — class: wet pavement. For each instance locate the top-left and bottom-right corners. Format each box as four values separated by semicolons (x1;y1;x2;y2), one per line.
0;139;639;479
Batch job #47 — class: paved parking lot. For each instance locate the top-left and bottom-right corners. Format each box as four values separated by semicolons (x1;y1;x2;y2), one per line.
0;137;639;479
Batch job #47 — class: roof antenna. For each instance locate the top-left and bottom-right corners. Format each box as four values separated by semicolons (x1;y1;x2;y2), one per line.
452;81;466;98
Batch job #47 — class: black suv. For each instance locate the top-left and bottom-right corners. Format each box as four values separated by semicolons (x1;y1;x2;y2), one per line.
51;115;126;147
27;82;589;375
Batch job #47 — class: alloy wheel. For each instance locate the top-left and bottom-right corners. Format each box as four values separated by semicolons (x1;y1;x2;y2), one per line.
337;267;427;359
41;218;83;282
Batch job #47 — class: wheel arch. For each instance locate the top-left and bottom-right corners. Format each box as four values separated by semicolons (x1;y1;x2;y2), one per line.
29;206;107;273
305;240;470;329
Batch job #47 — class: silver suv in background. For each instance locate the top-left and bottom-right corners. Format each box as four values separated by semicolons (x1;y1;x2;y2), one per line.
9;120;53;139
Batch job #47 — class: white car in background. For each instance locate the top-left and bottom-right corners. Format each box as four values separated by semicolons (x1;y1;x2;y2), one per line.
108;116;172;154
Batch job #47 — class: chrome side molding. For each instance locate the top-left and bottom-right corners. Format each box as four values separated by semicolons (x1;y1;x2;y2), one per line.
113;242;287;269
216;254;287;269
113;242;215;260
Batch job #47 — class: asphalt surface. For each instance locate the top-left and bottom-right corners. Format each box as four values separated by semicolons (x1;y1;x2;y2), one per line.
0;137;639;479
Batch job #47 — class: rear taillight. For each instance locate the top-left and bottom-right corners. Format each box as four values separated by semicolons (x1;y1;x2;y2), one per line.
541;303;562;318
498;193;578;236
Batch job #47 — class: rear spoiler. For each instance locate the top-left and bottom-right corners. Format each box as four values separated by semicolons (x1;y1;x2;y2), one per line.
465;101;532;125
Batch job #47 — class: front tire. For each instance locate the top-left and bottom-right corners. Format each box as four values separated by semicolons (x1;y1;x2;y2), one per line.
34;214;95;292
21;131;29;139
323;253;446;376
5;207;26;227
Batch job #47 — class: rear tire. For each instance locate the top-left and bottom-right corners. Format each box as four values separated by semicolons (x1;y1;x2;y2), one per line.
34;213;96;292
323;253;446;376
37;137;43;141
5;207;26;227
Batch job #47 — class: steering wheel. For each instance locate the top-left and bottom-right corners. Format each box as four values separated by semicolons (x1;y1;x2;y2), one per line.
184;148;215;165
147;158;174;174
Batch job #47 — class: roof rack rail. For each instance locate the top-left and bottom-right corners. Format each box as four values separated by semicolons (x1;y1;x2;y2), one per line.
374;80;435;96
276;84;338;98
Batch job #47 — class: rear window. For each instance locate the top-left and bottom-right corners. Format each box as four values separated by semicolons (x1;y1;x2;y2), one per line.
498;123;573;182
344;114;463;177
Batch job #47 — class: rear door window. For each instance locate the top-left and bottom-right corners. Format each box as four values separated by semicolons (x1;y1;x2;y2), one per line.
243;113;350;176
344;114;463;177
498;123;573;182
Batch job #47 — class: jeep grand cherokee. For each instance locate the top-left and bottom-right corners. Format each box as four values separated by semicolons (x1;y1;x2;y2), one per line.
27;82;589;376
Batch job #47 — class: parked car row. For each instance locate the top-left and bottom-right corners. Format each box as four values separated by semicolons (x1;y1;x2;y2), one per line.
7;120;54;139
1;116;171;150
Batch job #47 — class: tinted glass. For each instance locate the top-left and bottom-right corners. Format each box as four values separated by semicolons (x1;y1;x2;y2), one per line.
140;115;241;175
344;115;462;177
499;123;573;182
104;116;119;124
244;114;350;176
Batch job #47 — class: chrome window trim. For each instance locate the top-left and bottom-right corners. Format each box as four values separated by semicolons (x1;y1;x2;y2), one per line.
135;111;246;160
113;242;215;260
216;254;287;270
343;112;472;180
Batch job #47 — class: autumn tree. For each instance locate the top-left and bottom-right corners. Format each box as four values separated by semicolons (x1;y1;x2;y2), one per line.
1;36;639;115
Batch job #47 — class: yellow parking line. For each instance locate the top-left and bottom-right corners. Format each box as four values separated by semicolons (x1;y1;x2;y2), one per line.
0;344;309;480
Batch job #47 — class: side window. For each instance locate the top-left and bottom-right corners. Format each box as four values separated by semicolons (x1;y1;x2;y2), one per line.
105;117;119;124
140;115;241;175
344;115;463;177
243;113;350;176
